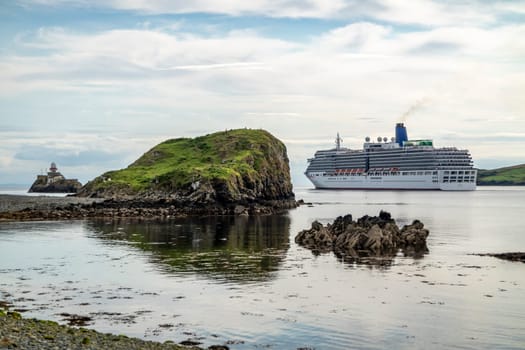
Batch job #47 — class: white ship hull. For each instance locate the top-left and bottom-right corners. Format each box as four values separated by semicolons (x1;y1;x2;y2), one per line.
306;170;476;191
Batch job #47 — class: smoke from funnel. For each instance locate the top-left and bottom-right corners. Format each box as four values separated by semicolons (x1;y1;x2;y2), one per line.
400;97;430;122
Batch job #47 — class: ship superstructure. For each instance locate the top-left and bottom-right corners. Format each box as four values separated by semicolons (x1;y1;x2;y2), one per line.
305;123;476;190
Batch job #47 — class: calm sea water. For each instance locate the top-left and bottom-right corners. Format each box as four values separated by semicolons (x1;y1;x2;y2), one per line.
1;187;524;349
0;185;72;197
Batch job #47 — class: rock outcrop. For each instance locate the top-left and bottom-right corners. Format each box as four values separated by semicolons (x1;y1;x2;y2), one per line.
76;129;296;213
475;252;525;263
29;162;82;193
295;211;429;261
29;178;82;193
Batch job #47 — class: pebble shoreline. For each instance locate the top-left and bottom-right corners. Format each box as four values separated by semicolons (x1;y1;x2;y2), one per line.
0;311;211;350
0;194;295;221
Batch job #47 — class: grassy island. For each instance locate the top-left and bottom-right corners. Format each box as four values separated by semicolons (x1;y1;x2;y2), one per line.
77;129;295;206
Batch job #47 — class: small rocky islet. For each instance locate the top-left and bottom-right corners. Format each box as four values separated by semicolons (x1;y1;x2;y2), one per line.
295;210;430;261
295;211;525;265
28;162;82;193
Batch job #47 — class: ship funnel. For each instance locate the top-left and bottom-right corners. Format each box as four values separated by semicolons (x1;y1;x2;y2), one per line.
395;123;408;146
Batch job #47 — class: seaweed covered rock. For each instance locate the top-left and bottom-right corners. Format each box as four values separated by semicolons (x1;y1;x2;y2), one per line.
399;220;429;247
294;221;333;253
295;211;429;259
474;252;525;263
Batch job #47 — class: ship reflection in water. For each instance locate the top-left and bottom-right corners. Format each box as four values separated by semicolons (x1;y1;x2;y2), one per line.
86;215;291;283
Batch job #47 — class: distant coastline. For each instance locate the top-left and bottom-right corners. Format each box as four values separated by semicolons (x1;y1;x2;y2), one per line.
477;164;525;186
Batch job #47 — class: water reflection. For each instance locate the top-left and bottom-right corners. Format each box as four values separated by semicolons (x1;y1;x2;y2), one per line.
333;245;429;268
86;215;290;283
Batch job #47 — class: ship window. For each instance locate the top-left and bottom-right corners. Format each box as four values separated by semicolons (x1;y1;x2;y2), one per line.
444;176;449;180
417;172;423;175
433;171;438;175
402;172;408;175
425;171;431;175
410;172;416;175
443;179;449;182
451;171;457;175
444;171;449;174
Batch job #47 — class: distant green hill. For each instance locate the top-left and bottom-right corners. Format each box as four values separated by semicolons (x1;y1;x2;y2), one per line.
77;129;295;205
477;164;525;185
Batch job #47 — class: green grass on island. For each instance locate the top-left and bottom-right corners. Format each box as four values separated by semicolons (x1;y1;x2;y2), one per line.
85;128;287;194
477;164;525;186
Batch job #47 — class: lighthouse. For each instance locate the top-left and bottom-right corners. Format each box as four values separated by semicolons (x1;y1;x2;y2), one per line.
47;162;64;182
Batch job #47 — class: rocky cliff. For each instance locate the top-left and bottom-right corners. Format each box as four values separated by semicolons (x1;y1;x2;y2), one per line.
77;129;296;212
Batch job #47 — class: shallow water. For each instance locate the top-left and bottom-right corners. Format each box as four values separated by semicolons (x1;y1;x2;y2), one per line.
1;187;524;349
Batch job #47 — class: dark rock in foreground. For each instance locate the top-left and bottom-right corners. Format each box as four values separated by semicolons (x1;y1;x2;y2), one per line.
475;252;525;263
295;211;429;261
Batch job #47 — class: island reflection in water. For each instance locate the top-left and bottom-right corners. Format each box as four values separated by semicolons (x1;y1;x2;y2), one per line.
86;215;291;283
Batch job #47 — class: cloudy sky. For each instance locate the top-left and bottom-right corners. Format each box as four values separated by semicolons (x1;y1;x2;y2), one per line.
1;0;524;187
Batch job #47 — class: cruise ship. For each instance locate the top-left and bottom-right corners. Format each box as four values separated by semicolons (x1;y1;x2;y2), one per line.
305;123;476;190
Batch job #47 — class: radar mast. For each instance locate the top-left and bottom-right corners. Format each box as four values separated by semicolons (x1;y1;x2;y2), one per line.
335;133;343;150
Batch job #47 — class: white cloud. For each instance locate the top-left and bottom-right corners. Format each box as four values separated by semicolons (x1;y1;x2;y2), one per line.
317;22;392;52
372;0;498;27
2;23;524;119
